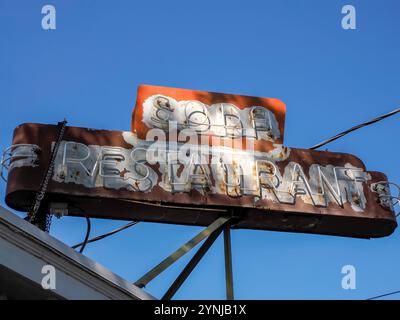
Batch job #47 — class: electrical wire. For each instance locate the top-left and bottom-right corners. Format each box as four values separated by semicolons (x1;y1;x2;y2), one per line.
310;108;400;150
71;199;225;252
367;290;400;300
310;109;400;300
72;220;138;250
78;215;91;253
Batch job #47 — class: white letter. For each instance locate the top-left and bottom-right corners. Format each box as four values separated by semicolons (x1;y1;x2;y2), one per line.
341;5;356;30
41;5;56;30
341;265;356;290
41;265;56;290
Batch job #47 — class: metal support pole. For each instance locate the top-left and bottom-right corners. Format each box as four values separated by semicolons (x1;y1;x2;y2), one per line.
224;225;234;300
162;226;224;300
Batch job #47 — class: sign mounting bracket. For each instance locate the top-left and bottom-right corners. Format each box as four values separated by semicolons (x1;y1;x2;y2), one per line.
135;216;235;300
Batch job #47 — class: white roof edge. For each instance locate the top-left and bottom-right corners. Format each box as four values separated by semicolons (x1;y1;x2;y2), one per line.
0;206;156;300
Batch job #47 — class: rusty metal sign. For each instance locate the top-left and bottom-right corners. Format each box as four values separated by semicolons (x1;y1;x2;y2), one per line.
131;85;287;158
1;85;397;238
3;120;396;238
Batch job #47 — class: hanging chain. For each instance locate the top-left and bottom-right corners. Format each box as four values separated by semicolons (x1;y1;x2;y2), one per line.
45;212;54;233
27;119;68;231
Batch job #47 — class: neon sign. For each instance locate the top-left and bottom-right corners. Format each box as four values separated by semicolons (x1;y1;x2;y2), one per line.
2;85;397;238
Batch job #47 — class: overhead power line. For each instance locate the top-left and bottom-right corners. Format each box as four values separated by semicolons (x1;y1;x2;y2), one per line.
310;108;400;150
72;221;138;250
79;215;91;253
367;290;400;300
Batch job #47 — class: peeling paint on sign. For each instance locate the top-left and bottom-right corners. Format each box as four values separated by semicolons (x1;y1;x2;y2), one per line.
3;139;372;212
142;94;281;141
4;123;397;238
52;141;158;192
44;136;370;212
3;144;41;170
132;85;287;148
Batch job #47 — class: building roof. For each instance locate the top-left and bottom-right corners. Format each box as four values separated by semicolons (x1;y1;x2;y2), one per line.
0;206;155;300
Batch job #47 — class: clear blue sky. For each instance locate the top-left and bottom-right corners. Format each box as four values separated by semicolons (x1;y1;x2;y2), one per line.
0;0;399;300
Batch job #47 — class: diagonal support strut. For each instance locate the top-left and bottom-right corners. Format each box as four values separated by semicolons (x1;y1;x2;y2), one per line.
162;223;224;300
134;216;231;288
